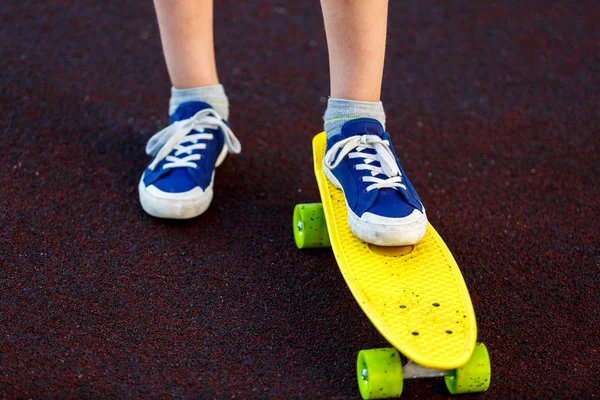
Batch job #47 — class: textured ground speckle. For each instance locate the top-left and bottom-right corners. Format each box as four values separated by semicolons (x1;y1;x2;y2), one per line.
1;0;598;398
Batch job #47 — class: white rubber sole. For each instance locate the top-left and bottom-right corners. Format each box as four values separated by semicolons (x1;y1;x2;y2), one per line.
139;146;227;219
324;164;428;246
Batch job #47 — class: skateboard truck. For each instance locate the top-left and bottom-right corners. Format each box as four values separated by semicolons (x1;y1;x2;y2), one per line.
401;360;448;379
356;343;491;399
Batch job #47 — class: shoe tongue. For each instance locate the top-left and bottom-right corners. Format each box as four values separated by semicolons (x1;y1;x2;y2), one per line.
340;118;385;139
170;101;214;123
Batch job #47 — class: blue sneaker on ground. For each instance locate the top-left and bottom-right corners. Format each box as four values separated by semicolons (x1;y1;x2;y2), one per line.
323;118;427;246
139;101;241;219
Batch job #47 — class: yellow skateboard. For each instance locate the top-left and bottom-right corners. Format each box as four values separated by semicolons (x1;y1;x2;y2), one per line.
293;133;491;399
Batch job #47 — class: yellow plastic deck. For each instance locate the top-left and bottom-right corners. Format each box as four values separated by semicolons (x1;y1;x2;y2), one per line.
313;132;477;370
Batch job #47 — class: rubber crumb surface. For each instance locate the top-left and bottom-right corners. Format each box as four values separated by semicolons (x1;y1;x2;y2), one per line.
1;0;598;399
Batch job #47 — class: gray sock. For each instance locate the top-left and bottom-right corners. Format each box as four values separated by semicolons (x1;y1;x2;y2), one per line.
323;98;386;139
169;84;230;120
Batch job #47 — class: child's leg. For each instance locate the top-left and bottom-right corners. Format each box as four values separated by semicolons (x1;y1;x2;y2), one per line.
139;0;240;219
320;0;387;102
153;0;229;118
320;0;427;246
153;0;219;89
320;0;387;138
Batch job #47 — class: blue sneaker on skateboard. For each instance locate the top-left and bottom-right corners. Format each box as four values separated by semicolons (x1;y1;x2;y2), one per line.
323;118;427;246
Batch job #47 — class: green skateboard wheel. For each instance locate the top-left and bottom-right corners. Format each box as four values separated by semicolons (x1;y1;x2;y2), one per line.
293;203;330;249
444;342;491;394
356;348;403;400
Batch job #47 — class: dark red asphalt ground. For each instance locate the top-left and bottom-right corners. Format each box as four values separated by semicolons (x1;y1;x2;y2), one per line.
1;0;599;398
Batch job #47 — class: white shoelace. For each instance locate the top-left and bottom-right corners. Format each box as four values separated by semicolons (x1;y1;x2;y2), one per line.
145;109;241;171
324;134;407;192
